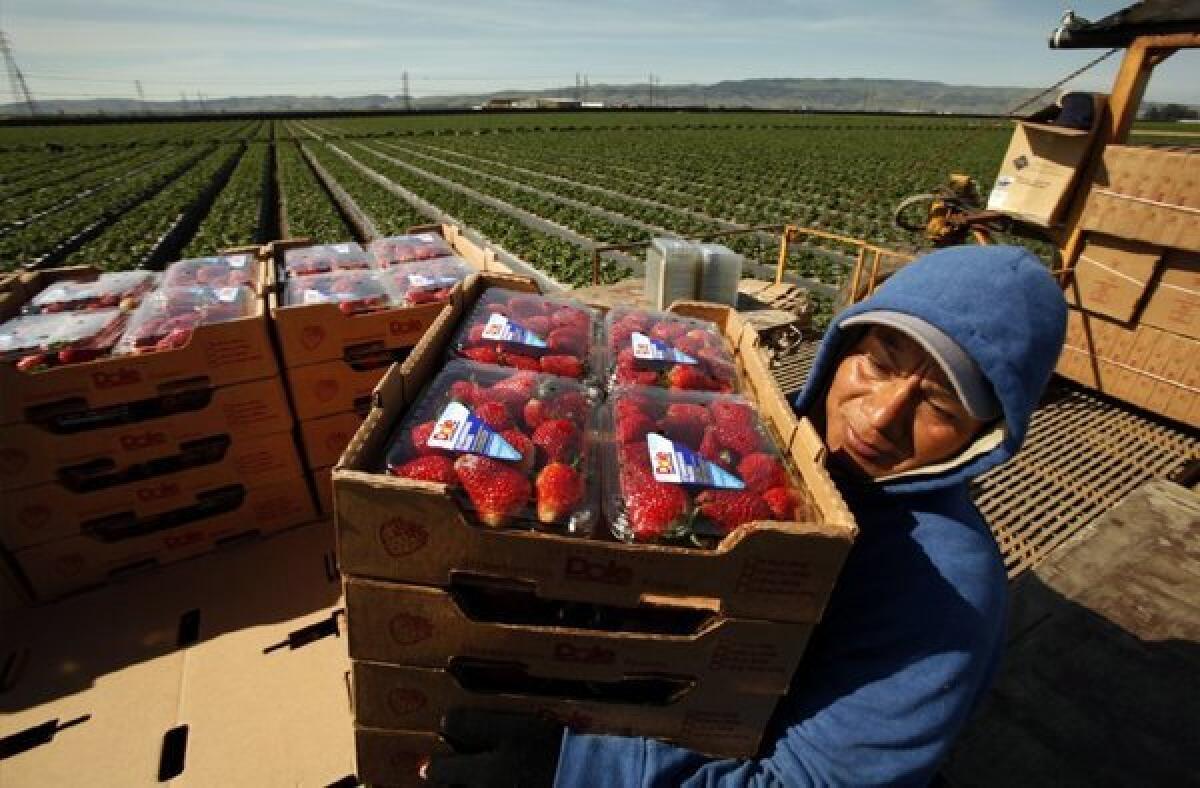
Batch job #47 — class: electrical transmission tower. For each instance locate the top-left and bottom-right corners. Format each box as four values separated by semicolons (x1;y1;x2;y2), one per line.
0;29;37;116
136;80;148;115
403;71;412;111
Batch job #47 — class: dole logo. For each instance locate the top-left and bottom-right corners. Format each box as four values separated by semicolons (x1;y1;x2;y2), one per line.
378;519;428;557
93;367;142;389
564;556;634;586
136;481;181;502
18;504;51;530
554;643;616;665
389;318;425;337
388;613;434;645
119;430;168;451
0;447;29;475
387;687;428;716
300;325;326;351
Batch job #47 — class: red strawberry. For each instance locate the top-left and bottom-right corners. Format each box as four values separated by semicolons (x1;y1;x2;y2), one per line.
763;487;804;520
448;380;481;404
532;419;581;463
658;403;712;449
467;324;487;344
453;454;531;527
535;462;583;524
666;365;719;391
616;409;655;444
625;481;690;542
501;352;542;372
712;400;756;430
698;348;736;388
523;398;548;430
391;455;457;484
410;421;447;457
548;327;587;355
501;429;536;475
699;427;736;469
650;321;687;343
462;346;499;364
474;401;513;431
696;490;772;534
714;422;763;456
522;315;552;337
615;365;660;386
547;390;589;425
540;354;584;379
737;453;789;493
551;307;589;331
16;353;52;372
508;296;547;320
673;335;706;358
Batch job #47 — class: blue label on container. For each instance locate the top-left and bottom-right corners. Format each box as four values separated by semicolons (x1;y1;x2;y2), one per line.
646;433;744;489
426;402;522;461
481;313;547;349
631;332;696;365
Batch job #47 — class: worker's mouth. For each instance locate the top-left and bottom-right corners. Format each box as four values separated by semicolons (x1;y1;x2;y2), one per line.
844;424;893;466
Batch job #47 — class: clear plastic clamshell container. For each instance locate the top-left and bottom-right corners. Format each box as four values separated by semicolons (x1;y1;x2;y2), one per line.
381;256;473;306
369;233;456;267
644;237;700;311
23;271;159;314
283;270;396;314
0;308;128;370
115;285;257;355
282;242;372;277
383;359;598;533
162;254;259;289
604;386;811;548
603;306;737;392
695;243;743;307
448;288;599;382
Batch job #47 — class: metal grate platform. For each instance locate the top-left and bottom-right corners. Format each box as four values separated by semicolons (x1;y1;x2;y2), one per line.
768;340;1200;579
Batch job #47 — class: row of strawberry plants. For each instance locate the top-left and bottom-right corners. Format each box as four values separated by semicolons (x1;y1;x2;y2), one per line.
65;145;238;269
276;139;353;242
0;147;212;268
303;140;426;236
333;142;627;286
0;148;120;196
181;142;269;256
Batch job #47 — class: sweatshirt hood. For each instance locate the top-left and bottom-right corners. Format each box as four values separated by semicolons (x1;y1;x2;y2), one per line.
794;245;1067;495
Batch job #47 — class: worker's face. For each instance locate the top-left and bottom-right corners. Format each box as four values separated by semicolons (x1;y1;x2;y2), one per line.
823;326;987;479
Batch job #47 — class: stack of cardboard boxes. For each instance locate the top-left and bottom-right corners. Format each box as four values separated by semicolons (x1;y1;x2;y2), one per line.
0;260;315;601
1058;145;1200;428
332;274;859;785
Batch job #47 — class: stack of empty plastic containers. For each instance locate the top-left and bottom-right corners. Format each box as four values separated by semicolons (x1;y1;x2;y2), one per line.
644;238;742;309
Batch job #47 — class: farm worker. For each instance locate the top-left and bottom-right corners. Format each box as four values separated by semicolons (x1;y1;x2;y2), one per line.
425;245;1068;787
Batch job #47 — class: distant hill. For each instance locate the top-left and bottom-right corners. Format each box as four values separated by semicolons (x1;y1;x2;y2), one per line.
4;77;1193;119
1;78;1048;118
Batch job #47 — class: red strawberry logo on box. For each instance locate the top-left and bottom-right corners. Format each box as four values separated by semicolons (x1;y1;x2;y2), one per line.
300;324;326;351
378;519;428;557
0;447;29;475
387;687;428;715
314;379;339;402
388;613;434;645
18;504;51;531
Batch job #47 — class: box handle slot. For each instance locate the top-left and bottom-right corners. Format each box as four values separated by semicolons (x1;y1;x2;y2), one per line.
58;434;232;493
447;573;715;635
83;484;246;542
28;386;215;434
157;724;188;781
447;656;695;706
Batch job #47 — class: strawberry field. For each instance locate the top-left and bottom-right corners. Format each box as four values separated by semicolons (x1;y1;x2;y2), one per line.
2;112;1048;297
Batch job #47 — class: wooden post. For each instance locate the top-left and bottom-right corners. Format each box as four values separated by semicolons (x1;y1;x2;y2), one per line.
849;245;866;302
591;247;601;286
774;225;794;285
868;249;882;297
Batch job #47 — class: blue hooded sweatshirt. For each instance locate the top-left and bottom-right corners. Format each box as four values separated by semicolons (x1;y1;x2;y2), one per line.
554;246;1067;787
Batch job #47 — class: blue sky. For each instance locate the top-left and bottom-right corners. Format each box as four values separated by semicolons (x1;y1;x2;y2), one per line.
3;1;1195;103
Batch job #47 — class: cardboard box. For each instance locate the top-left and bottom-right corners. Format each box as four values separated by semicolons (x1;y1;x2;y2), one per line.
986;104;1104;227
300;409;366;471
1072;234;1161;322
352;659;778;758
355;728;449;788
0;522;356;786
1140;251;1200;340
313;465;334;516
334;274;857;624
286;357;390;422
1056;307;1199;429
10;475;316;600
0;431;305;551
0;376;294;492
0;267;278;427
1080;145;1200;252
0;549;30;611
345;577;811;695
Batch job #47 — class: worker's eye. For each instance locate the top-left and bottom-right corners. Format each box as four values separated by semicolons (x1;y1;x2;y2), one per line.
863;348;894;376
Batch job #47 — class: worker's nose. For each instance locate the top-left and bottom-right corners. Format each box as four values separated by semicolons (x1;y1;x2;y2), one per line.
862;376;921;434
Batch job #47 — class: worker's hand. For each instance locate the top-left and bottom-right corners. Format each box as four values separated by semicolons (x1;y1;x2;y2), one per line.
423;708;564;787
